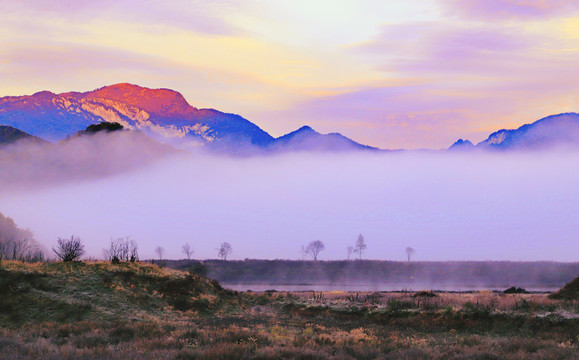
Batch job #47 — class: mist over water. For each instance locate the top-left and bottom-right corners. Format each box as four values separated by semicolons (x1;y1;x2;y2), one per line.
0;142;577;262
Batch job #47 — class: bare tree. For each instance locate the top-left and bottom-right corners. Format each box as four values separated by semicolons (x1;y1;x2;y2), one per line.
305;240;325;261
53;235;85;262
346;246;354;260
109;236;138;263
128;239;139;262
155;246;165;261
406;246;416;262
22;248;45;263
217;242;233;260
353;234;367;260
182;243;193;260
109;237;128;263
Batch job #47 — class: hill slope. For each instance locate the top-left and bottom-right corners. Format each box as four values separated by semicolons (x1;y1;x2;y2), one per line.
0;261;230;325
0;125;47;146
549;275;579;300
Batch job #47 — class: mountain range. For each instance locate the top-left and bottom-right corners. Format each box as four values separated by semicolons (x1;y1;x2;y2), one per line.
0;83;372;153
0;83;577;153
449;113;579;151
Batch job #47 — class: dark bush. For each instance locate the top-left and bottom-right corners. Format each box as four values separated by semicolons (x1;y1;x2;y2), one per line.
84;122;124;133
413;290;437;298
503;287;529;294
188;262;208;277
109;325;136;343
386;299;417;311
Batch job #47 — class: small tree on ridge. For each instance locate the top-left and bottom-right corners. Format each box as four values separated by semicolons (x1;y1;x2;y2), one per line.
305;240;325;261
406;246;416;262
346;246;354;260
217;242;233;260
354;234;367;260
155;246;165;261
182;243;193;260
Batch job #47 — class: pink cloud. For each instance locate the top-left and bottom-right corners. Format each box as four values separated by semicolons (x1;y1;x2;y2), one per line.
3;0;247;35
443;0;579;20
360;23;537;76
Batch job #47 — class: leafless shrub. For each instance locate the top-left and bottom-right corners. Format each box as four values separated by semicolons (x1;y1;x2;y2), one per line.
53;235;85;262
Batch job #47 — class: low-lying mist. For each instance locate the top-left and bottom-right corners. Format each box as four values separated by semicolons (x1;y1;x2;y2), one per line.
0;137;577;262
0;130;175;190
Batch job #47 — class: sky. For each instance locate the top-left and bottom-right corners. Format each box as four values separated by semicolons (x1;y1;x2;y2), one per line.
1;0;577;149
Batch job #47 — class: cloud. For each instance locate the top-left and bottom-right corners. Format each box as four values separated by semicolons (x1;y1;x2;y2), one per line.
357;22;568;77
1;0;247;35
442;0;579;20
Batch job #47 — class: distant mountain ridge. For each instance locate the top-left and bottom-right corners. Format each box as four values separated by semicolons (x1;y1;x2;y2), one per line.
449;113;579;151
271;125;378;152
448;139;474;151
0;83;371;153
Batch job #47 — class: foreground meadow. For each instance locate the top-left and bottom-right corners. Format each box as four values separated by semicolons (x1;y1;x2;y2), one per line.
0;261;577;359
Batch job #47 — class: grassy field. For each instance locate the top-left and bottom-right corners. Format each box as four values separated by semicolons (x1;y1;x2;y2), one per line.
0;261;578;359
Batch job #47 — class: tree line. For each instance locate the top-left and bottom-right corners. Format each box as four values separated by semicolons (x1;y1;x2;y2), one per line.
1;212;417;264
0;212;44;262
302;234;416;262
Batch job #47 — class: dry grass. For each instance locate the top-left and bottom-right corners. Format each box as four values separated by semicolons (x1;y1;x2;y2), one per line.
0;261;578;359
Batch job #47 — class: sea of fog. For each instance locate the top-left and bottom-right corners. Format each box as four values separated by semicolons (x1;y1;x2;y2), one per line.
0;148;577;262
